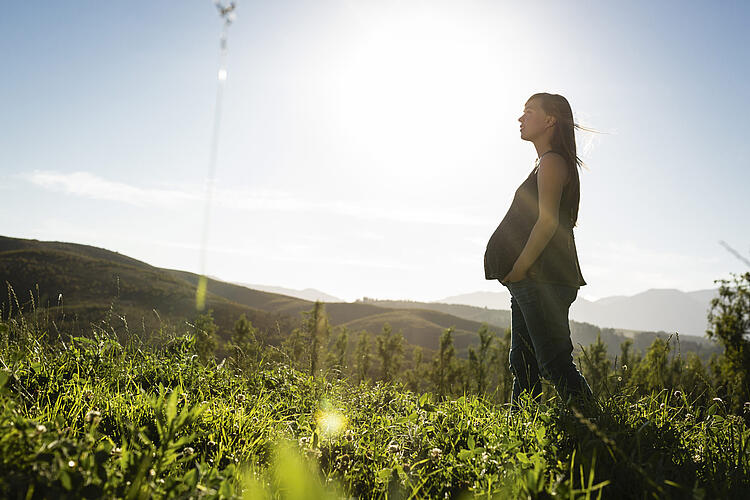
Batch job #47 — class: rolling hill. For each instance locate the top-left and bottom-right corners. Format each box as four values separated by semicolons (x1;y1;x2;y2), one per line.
0;237;295;341
0;236;493;355
0;235;721;361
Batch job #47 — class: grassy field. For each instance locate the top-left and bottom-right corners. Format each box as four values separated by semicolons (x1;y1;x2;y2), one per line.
1;312;749;499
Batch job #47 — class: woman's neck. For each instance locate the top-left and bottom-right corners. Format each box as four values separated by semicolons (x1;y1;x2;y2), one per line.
533;141;554;158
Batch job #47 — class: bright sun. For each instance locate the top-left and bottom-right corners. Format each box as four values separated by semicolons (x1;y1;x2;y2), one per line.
335;6;506;181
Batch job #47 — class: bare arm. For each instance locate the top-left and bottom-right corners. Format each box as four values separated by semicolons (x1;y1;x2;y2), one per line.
512;154;569;274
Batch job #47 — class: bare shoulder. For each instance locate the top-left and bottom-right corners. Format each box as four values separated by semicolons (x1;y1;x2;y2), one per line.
537;152;569;185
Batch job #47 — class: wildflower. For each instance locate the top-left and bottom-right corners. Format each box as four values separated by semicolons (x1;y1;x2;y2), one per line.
85;410;101;423
622;365;628;371
35;424;46;433
183;447;195;456
387;442;400;454
660;403;665;410
673;390;682;399
68;460;76;468
430;447;442;461
617;376;622;382
235;393;246;403
149;469;156;477
111;447;122;455
298;436;311;448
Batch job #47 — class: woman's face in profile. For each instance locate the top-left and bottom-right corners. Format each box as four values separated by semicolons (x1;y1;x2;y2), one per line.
518;99;550;141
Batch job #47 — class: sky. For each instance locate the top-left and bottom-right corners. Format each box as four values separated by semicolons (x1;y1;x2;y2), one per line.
1;0;749;304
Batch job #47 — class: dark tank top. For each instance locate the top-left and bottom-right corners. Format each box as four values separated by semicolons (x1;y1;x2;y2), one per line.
484;154;586;287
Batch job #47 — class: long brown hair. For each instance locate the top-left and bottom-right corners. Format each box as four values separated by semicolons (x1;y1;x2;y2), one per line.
526;92;596;228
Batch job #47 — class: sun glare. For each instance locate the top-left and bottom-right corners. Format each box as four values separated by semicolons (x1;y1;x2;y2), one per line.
315;408;348;437
336;7;503;180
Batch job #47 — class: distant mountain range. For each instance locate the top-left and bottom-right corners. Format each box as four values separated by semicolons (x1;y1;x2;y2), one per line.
233;283;341;303
436;287;719;338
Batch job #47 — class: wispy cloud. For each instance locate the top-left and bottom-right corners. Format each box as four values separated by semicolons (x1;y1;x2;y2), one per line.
22;170;489;226
22;171;198;207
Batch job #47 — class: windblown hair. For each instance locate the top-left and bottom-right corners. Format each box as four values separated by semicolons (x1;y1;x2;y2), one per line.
526;92;595;228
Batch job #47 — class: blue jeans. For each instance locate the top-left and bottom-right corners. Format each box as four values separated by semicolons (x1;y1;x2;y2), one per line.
501;277;593;411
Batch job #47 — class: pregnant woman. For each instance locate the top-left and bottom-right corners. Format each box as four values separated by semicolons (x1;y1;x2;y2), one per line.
484;92;594;415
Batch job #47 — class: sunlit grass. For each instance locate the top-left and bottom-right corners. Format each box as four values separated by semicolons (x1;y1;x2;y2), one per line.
1;301;749;499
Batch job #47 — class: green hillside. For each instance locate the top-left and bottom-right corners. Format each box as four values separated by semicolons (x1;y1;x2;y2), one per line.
359;298;511;329
0;237;293;340
1;235;719;362
0;236;495;355
171;271;496;352
340;310;477;353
